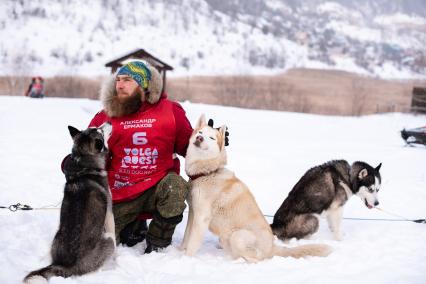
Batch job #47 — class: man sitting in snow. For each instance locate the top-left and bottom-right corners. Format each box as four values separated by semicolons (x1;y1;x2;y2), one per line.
63;61;192;253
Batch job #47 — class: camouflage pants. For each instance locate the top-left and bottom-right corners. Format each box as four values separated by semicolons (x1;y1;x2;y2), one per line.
113;173;189;246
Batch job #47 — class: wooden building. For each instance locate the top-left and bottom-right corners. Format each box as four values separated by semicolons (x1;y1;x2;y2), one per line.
411;87;426;113
105;48;173;90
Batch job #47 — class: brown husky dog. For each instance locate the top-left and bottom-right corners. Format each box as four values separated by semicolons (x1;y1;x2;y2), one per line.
179;115;331;262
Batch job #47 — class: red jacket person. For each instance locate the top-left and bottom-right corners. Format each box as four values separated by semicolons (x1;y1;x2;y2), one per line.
87;61;193;253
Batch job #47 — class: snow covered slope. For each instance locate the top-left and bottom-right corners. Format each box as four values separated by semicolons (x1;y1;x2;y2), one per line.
1;0;425;79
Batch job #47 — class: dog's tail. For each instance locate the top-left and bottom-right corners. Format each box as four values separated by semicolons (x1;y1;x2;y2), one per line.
273;243;332;258
23;264;73;284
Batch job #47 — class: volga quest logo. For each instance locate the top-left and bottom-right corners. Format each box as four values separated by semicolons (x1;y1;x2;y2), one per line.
120;132;158;169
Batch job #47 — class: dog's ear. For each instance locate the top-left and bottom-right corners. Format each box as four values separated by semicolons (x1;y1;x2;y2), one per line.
358;168;368;180
68;125;81;139
218;125;227;150
196;114;207;129
375;163;382;172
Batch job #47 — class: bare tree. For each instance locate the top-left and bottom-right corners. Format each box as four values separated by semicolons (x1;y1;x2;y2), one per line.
351;78;367;116
4;50;33;96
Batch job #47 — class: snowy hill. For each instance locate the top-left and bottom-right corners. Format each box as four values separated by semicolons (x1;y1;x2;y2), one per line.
1;0;425;79
0;96;425;284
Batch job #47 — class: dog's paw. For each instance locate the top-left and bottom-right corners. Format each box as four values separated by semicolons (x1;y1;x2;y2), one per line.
104;232;117;247
333;232;343;241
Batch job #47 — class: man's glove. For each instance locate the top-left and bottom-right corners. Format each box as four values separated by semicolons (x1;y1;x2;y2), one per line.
208;119;229;146
61;154;72;174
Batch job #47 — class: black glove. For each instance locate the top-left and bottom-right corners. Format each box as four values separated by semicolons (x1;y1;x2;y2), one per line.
61;154;72;174
208;119;229;146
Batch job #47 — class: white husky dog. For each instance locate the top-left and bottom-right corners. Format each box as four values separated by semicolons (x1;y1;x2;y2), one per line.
180;115;331;262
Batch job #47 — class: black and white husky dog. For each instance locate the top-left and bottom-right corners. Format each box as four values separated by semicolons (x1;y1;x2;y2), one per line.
24;123;115;283
271;160;382;241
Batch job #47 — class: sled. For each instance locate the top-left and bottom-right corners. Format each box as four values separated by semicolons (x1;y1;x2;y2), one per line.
401;126;426;146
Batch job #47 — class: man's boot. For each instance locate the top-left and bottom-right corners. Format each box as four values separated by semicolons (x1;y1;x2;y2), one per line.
119;219;148;247
144;212;183;253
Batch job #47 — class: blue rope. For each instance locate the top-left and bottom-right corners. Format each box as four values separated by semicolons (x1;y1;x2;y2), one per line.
263;214;425;223
342;217;424;223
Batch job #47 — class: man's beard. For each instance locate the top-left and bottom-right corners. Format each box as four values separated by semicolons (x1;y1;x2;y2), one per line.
111;88;143;117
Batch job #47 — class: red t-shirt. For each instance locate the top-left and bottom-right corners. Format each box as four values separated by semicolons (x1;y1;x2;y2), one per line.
89;95;193;203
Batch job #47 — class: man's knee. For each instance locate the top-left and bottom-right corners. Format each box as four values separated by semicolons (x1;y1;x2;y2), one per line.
111;191;153;243
155;173;189;219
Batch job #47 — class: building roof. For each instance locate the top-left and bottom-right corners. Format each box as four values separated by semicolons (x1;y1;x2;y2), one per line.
105;48;173;71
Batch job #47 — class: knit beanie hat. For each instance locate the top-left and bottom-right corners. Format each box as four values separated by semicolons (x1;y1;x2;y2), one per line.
115;60;163;104
117;61;152;90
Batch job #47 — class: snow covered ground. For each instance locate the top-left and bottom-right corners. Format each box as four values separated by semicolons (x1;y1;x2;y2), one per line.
0;96;425;284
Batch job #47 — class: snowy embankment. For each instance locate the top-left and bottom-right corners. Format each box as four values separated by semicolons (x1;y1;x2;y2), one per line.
0;96;425;284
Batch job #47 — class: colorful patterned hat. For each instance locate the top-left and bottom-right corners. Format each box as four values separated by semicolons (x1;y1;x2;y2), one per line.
117;61;152;90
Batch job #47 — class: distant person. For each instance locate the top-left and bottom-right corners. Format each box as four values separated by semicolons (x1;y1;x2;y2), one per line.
25;76;45;98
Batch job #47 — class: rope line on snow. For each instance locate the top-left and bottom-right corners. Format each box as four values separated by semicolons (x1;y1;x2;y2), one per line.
1;202;425;224
262;207;426;224
374;207;426;224
0;203;60;212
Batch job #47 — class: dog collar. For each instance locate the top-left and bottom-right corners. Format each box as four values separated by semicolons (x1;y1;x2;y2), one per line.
188;170;218;181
